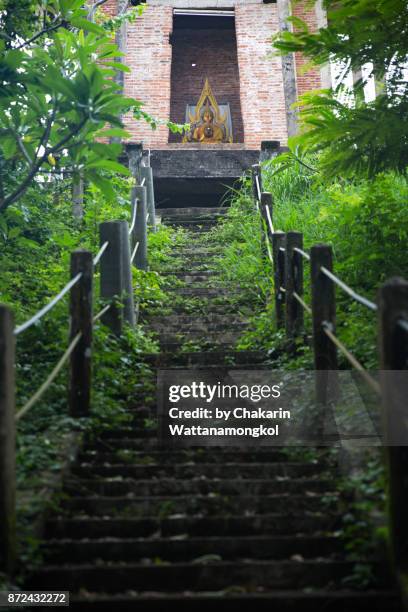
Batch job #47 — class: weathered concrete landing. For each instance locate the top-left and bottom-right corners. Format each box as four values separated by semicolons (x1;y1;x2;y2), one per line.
151;146;260;207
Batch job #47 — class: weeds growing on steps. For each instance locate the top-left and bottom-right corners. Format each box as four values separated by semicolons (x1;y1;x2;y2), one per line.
208;158;408;370
203;158;400;586
0;175;191;584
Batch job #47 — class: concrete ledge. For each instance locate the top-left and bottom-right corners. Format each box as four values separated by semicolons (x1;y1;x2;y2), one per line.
150;148;260;207
150;147;260;179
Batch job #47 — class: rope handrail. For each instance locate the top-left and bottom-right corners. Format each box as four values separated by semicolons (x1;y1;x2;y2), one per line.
279;246;286;253
93;241;109;267
255;174;261;201
320;266;377;312
15;332;82;421
279;286;286;293
130;241;140;264
93;304;111;324
140;177;146;187
322;322;381;395
128;200;138;235
14;273;82;337
265;204;275;235
293;291;312;315
398;318;408;334
294;247;310;262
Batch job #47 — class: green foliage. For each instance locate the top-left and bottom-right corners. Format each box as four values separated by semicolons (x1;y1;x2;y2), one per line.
0;173;185;573
209;154;408;369
338;452;387;587
0;1;182;211
207;181;273;308
272;0;408;177
290;93;408;177
0;1;140;209
264;156;408;368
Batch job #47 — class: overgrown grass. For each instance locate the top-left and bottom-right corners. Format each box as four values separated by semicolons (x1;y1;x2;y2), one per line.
0;174;186;580
206;159;395;579
210;158;408;369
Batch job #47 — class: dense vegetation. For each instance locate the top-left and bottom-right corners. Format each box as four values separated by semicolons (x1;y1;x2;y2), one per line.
1;0;407;588
274;0;408;177
209;161;408;370
0;173;186;576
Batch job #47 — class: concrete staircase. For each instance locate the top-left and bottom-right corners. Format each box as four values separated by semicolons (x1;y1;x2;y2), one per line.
27;207;400;610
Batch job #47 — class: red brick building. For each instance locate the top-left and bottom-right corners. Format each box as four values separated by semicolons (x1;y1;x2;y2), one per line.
103;0;329;204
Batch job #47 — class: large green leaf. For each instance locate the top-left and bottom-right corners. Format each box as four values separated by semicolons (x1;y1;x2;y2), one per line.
87;160;131;176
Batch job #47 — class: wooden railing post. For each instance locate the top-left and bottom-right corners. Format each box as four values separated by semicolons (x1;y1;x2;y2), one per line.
140;166;156;233
100;221;123;336
0;305;16;574
285;232;304;339
272;232;286;329
100;220;135;335
126;142;143;185
69;250;93;417
378;278;408;581
310;244;338;403
132;185;148;271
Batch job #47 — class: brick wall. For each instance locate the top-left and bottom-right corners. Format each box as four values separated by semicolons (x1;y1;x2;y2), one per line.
101;0;323;149
235;3;288;148
169;28;244;143
292;2;322;96
100;0;116;17
122;6;173;147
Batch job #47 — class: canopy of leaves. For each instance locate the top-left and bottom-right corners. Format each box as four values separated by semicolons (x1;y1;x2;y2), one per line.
273;0;408;177
0;0;149;211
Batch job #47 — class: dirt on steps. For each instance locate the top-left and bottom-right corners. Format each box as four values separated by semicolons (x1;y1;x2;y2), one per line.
25;206;400;610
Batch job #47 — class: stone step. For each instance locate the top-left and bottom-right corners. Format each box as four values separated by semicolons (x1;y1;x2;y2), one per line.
42;535;344;564
162;221;220;228
177;247;221;255
143;350;268;367
156;331;243;346
71;463;327;480
164;303;251;315
29;560;385;592
89;436;290;452
45;513;344;540
158;207;228;218
159;264;219;274
97;428;156;439
64;477;335;497
67;591;401;612
148;322;248;334
156;342;242;354
161;272;220;282
168;252;220;261
77;449;313;464
142;314;246;327
167;287;235;296
166;226;218;234
62;493;336;517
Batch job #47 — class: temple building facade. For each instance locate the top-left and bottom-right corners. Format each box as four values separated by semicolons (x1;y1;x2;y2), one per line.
102;0;330;204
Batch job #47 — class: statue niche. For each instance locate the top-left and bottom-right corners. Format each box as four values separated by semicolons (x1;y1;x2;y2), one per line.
183;79;232;144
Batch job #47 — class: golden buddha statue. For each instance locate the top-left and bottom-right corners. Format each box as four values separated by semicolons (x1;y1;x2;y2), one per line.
183;78;232;144
192;103;226;143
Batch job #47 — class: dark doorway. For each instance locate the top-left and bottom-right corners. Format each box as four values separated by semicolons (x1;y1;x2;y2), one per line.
169;10;244;144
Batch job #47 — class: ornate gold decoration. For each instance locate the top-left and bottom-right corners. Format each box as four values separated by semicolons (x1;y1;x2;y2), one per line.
183;78;232;144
